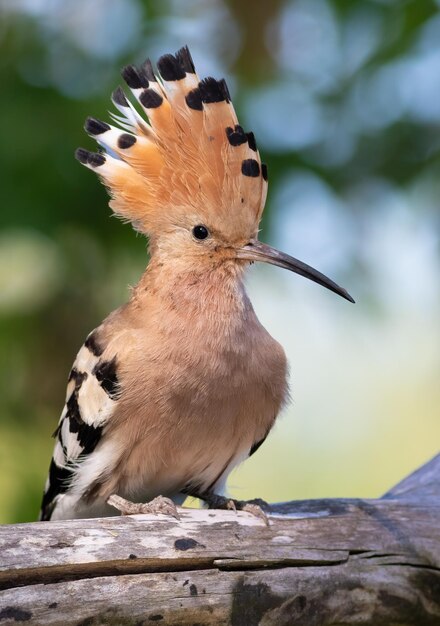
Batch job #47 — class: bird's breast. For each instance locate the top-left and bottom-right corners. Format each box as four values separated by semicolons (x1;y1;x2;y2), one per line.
102;275;288;498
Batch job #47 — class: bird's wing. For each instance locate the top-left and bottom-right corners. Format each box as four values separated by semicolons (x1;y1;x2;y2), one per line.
39;329;120;521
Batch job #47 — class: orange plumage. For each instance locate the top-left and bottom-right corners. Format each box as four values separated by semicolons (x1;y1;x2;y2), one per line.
76;46;267;241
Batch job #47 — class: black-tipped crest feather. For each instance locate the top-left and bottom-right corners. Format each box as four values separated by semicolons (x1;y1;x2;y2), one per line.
199;77;230;103
186;88;203;111
139;89;163;109
112;86;129;107
85;117;110;136
117;133;137;149
175;45;196;73
226;125;247;146
121;65;149;89
157;53;186;81
246;132;257;152
141;58;156;82
75;148;106;167
241;158;260;177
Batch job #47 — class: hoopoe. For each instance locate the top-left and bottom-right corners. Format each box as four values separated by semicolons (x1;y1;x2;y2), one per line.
40;46;354;523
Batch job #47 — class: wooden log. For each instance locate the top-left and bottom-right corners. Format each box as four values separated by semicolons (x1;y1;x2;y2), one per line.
0;455;439;625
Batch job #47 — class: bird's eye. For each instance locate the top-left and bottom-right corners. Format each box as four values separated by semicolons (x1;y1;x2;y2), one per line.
192;225;209;240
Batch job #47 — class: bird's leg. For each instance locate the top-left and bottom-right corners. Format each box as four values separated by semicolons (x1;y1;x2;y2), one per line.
194;492;271;525
107;494;180;520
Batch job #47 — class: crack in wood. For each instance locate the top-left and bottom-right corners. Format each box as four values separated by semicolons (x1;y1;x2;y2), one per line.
1;551;438;595
0;552;352;592
0;558;214;592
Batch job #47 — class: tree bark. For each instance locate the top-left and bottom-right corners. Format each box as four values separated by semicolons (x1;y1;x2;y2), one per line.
0;455;439;625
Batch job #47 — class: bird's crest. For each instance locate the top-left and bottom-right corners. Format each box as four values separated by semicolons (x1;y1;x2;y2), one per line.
76;46;267;236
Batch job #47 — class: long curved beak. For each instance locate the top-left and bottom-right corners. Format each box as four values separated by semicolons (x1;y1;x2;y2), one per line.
236;239;355;303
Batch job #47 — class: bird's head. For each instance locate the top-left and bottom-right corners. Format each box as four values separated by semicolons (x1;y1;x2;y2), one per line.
76;46;353;303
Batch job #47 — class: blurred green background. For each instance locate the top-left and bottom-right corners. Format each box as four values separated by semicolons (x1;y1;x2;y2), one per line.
0;0;439;524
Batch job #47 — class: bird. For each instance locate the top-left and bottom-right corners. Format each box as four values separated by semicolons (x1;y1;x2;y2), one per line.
39;45;354;522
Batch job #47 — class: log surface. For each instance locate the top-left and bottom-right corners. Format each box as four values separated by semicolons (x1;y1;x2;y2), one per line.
0;455;439;625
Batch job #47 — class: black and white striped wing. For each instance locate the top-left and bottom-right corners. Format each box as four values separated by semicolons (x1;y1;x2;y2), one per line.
40;331;119;521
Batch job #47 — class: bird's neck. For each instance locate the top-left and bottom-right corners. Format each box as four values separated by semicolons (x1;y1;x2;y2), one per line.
132;256;253;332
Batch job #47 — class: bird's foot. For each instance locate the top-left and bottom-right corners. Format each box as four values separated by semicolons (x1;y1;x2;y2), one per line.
201;493;270;525
107;494;180;520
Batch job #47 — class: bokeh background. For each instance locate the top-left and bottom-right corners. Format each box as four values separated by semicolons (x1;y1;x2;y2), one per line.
0;0;439;524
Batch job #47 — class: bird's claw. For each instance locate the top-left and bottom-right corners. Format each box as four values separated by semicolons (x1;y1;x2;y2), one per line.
107;494;180;520
241;503;269;525
226;499;237;512
203;494;270;525
246;497;270;509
